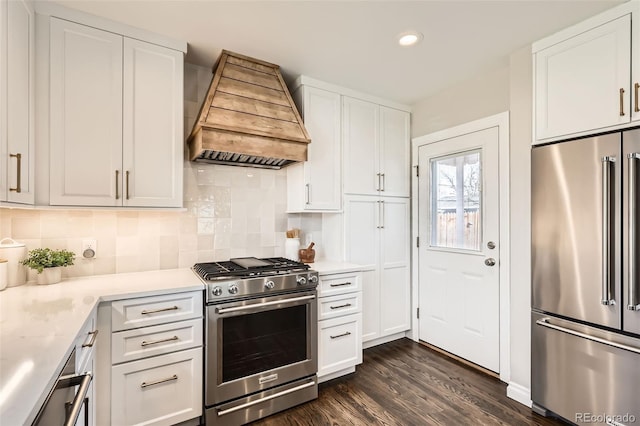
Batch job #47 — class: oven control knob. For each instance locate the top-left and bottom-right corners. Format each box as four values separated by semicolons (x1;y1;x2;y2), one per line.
309;275;318;284
265;280;275;289
297;276;307;286
228;283;239;294
212;286;222;297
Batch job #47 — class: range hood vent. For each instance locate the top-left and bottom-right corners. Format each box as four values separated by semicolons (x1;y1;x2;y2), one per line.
187;50;310;169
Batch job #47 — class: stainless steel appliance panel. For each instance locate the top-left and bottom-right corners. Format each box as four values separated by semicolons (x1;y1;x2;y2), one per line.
205;376;317;426
205;290;317;406
532;312;640;425
623;130;640;335
532;134;621;329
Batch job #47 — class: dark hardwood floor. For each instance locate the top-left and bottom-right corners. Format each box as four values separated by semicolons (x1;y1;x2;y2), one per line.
254;338;565;425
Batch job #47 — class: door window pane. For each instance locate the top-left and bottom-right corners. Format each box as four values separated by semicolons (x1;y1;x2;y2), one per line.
430;150;482;250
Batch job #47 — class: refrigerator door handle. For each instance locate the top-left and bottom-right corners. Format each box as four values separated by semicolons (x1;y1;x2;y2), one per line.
536;318;640;354
629;153;640;311
601;156;616;306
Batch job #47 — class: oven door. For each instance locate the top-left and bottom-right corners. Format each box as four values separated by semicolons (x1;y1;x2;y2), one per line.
205;289;317;405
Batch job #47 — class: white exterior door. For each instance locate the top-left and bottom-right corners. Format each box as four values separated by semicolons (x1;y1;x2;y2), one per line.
418;126;500;372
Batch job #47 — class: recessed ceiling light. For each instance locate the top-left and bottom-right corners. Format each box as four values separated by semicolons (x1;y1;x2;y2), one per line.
397;31;423;47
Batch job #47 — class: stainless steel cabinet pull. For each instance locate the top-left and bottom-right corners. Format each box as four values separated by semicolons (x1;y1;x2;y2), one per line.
217;379;316;417
376;201;381;228
329;282;351;287
56;373;92;426
141;305;179;315
81;330;99;348
629;153;640;311
635;83;639;113
141;335;179;347
381;173;385;191
620;88;626;116
380;200;385;229
9;153;21;193
126;170;130;200
216;294;315;314
140;374;178;388
330;331;352;339
536;318;640;354
115;170;120;200
601;156;616;306
376;173;381;191
305;183;310;205
330;303;352;310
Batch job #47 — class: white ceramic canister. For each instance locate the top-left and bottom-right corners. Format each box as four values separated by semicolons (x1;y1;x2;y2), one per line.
0;259;7;291
0;238;27;287
285;238;300;261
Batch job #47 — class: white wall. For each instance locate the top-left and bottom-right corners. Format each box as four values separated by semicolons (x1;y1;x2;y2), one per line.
411;64;510;137
410;50;533;405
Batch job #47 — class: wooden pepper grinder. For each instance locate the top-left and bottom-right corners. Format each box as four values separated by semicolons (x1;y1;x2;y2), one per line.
298;242;316;263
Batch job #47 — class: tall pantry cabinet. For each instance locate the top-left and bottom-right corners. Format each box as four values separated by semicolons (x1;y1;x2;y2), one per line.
341;94;411;347
0;0;34;204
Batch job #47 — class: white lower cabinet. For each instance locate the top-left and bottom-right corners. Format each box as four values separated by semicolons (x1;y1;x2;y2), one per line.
97;290;203;426
111;348;203;426
317;271;362;382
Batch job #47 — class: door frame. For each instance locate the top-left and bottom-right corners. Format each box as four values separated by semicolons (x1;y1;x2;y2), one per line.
410;111;511;383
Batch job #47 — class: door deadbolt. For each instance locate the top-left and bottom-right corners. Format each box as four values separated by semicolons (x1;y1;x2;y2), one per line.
487;241;496;249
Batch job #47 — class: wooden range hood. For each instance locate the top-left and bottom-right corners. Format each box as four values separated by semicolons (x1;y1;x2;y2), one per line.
187;50;311;169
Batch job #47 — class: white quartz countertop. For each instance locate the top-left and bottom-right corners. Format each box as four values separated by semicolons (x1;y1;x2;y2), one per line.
307;260;365;275
0;268;204;426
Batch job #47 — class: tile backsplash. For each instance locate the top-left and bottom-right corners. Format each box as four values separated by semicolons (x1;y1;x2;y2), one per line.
0;63;326;280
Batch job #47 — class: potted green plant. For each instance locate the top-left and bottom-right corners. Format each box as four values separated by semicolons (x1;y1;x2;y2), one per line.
20;248;75;285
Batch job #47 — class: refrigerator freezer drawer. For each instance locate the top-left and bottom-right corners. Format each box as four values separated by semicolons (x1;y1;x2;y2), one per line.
532;312;640;425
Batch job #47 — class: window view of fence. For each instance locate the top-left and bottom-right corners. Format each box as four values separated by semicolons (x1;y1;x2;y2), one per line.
430;150;481;251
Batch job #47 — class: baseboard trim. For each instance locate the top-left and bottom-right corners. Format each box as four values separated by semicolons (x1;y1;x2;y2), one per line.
507;382;531;408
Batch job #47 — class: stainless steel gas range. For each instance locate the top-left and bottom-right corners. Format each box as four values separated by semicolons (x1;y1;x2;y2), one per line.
193;257;319;425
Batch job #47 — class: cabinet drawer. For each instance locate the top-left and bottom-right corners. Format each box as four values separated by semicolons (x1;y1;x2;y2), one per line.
112;318;203;364
318;272;361;297
75;312;98;374
111;347;203;426
318;292;361;321
318;313;362;378
112;291;202;331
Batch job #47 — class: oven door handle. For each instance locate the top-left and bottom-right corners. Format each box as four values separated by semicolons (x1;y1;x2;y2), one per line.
215;294;316;314
217;379;316;417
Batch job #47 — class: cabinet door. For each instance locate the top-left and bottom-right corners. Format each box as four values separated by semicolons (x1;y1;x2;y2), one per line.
50;18;123;206
302;86;341;210
123;39;183;207
4;0;34;204
535;14;631;141
317;313;362;379
380;198;411;336
344;195;380;341
379;107;410;197
343;97;379;195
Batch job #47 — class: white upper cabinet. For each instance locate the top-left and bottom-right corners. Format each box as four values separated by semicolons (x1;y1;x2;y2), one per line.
533;2;640;142
379;106;410;197
288;84;341;212
47;13;184;207
123;38;183;207
0;0;34;204
343;97;410;197
49;18;123;206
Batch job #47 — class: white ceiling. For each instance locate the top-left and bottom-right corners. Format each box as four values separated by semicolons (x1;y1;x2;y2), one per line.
44;0;623;105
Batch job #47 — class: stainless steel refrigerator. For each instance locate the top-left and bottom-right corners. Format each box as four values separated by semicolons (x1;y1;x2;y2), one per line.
531;130;640;425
